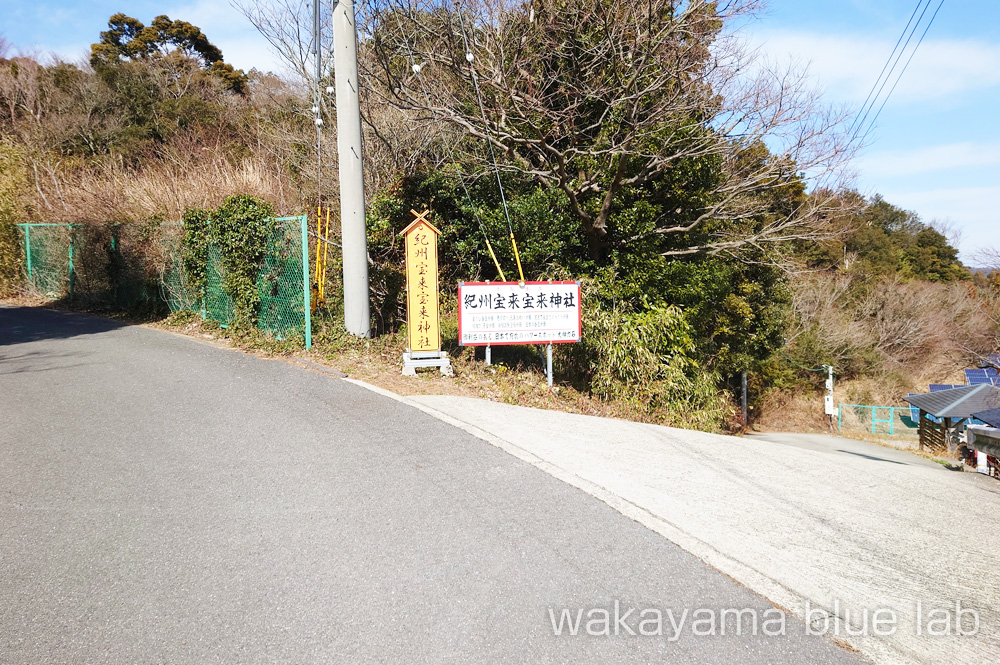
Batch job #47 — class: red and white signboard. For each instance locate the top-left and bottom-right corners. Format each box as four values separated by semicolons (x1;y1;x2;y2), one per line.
457;281;582;346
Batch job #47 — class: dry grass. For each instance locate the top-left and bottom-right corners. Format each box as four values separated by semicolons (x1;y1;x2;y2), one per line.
31;151;299;227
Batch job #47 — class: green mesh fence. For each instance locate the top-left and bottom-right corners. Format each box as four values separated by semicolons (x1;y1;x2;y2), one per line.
195;216;309;344
16;217;311;348
204;243;234;327
256;216;309;339
18;223;73;298
159;225;201;313
837;404;919;437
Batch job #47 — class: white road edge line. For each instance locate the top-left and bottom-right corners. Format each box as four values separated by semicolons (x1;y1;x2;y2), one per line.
340;378;900;665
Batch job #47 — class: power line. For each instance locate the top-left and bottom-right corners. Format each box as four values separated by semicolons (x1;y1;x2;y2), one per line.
386;0;508;281
846;0;925;138
455;3;525;281
858;0;945;143
850;0;934;143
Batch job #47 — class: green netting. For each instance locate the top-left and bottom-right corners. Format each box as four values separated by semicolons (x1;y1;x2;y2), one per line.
19;224;72;298
106;223;167;310
159;226;201;312
257;216;307;339
16;217;310;346
198;216;308;341
837;405;919;437
204;243;235;326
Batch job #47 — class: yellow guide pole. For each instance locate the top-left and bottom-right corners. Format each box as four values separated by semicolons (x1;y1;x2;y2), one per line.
314;206;323;288
510;233;525;282
321;206;331;300
485;239;507;282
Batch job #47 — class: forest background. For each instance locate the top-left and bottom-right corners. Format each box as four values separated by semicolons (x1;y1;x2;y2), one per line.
1;0;997;432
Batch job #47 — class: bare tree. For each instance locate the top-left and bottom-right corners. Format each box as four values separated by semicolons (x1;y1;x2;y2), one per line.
973;247;1000;273
363;0;859;260
230;0;330;84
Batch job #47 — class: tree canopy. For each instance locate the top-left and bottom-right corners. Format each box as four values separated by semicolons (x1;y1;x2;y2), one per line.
365;0;853;263
90;13;247;94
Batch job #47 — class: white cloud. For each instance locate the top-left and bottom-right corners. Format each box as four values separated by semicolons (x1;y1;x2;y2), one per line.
876;185;1000;259
753;30;1000;104
166;0;286;73
860;142;1000;178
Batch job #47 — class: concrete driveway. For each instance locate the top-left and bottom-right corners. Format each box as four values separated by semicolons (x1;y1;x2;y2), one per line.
405;395;1000;665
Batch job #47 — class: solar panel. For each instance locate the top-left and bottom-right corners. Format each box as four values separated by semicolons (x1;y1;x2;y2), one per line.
907;395;919;422
965;369;993;385
985;368;999;386
929;384;963;391
986;353;1000;366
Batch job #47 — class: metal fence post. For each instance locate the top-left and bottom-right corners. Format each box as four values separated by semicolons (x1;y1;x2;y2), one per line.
301;214;312;349
838;404;842;431
871;406;876;434
68;226;75;300
23;224;32;280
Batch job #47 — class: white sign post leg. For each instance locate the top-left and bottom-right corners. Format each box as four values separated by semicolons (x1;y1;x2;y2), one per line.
546;343;553;387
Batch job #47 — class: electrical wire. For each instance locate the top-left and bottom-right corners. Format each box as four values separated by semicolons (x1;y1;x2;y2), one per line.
850;0;934;143
846;0;925;138
858;0;945;143
386;0;508;281
455;2;525;281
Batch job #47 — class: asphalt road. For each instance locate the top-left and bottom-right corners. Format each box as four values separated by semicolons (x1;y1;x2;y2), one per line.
0;305;864;665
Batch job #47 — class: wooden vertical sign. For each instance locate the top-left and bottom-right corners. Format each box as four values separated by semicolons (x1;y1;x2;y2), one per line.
401;209;452;375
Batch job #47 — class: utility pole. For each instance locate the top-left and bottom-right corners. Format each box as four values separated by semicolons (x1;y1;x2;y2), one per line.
332;0;370;337
312;1;323;203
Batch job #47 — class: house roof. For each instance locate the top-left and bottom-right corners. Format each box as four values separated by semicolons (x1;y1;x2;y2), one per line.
903;384;1000;419
973;407;1000;428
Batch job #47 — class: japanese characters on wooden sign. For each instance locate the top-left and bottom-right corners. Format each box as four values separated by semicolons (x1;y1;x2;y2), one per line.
402;209;441;354
457;281;582;346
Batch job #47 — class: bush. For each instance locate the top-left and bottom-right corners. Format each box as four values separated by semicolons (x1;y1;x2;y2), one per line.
185;195;275;327
0;144;28;296
559;295;733;431
181;207;212;293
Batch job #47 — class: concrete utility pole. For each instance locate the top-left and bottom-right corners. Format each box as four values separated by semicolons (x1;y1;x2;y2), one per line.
332;0;370;337
312;0;323;205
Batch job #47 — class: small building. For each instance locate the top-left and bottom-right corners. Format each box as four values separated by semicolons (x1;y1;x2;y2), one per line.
968;407;1000;477
903;385;1000;456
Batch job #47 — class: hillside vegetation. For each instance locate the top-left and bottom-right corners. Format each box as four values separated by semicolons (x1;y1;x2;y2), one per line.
1;4;997;432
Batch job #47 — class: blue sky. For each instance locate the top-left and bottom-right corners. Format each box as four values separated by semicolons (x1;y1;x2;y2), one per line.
2;0;997;262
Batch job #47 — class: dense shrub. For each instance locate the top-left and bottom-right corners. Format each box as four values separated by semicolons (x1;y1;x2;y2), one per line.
181;195;276;327
0;143;27;296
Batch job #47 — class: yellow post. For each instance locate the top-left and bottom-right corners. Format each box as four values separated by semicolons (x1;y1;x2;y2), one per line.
401;209;442;355
313;206;323;312
510;233;525;282
320;206;331;300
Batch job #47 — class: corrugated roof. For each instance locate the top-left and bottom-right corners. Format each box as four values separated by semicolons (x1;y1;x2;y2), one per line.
973;407;1000;428
903;384;1000;418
